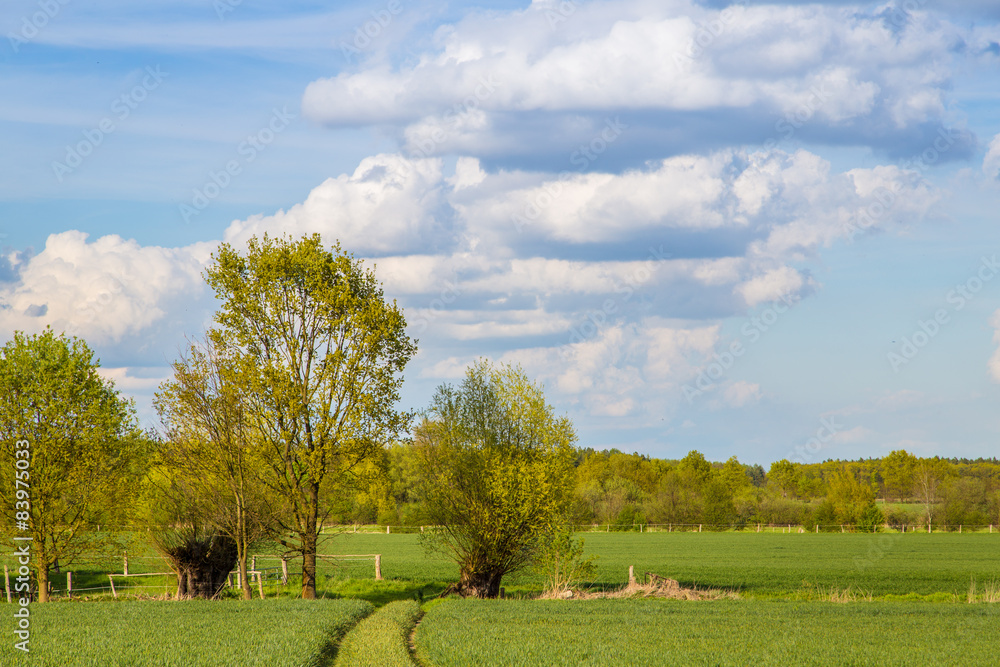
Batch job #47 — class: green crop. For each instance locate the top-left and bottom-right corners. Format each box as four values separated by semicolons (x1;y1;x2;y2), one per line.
0;598;372;666
416;599;1000;666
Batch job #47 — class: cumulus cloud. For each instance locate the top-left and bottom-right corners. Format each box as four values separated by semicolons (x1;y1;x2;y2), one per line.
302;0;973;162
0;231;214;345
224;154;451;256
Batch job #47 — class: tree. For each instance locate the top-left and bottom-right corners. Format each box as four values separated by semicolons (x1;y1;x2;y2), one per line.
768;459;800;499
204;234;416;599
414;360;576;598
914;458;951;529
881;450;917;502
153;337;276;600
0;329;148;602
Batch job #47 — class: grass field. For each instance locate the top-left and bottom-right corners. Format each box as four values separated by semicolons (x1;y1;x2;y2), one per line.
415;599;1000;666
4;531;997;602
318;531;1000;599
0;598;372;666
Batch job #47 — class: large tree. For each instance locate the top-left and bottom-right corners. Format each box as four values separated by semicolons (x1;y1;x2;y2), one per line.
204;234;416;599
0;329;148;602
414;360;577;598
153;337;276;600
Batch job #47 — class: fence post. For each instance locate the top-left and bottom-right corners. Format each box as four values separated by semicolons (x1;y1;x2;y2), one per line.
257;576;265;600
959;525;962;534
281;558;288;586
4;565;10;603
699;524;702;533
109;576;117;599
251;556;257;572
628;565;635;585
67;572;72;599
387;525;390;535
123;551;129;576
375;554;382;581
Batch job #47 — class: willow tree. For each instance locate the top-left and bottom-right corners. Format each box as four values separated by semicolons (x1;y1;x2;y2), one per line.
0;329;148;602
414;360;576;598
153;338;276;600
205;234;416;599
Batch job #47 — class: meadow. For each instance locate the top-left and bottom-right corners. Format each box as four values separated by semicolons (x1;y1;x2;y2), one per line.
415;599;1000;666
4;531;998;666
0;598;371;666
6;530;997;602
319;531;999;600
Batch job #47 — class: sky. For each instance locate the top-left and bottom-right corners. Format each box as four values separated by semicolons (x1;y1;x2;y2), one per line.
2;0;1000;466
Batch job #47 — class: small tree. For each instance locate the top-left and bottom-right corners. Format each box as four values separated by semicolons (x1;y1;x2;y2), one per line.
153;337;276;600
415;360;576;598
0;329;148;602
533;525;596;596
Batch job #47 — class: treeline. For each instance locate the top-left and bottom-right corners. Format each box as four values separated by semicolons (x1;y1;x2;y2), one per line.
332;447;1000;531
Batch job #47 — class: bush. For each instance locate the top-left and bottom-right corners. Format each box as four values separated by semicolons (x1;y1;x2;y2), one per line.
336;600;421;667
856;502;885;533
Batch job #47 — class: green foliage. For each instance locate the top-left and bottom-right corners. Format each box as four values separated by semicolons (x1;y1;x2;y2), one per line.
414;599;1000;667
768;459;800;498
414;360;576;597
532;525;597;595
0;328;149;601
335;600;421;667
0;599;372;666
204;233;416;598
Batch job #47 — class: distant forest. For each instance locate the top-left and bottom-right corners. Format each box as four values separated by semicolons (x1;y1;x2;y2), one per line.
332;447;1000;531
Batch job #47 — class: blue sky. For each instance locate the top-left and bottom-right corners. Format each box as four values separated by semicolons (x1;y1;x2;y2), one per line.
3;0;1000;465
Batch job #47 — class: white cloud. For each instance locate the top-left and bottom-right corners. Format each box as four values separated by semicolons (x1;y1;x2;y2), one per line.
721;380;762;408
223;154;449;256
302;1;967;158
0;231;213;345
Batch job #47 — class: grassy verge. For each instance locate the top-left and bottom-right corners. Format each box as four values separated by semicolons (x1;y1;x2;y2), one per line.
415;598;1000;666
0;598;373;666
335;599;422;667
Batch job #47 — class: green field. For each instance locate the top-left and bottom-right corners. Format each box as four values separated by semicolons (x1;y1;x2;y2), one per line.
415;599;1000;666
4;531;997;602
3;532;998;666
0;598;372;666
319;531;1000;599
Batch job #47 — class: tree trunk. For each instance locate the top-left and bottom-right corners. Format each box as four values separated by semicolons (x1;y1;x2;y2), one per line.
454;568;504;598
36;566;49;603
236;502;252;601
300;482;320;600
